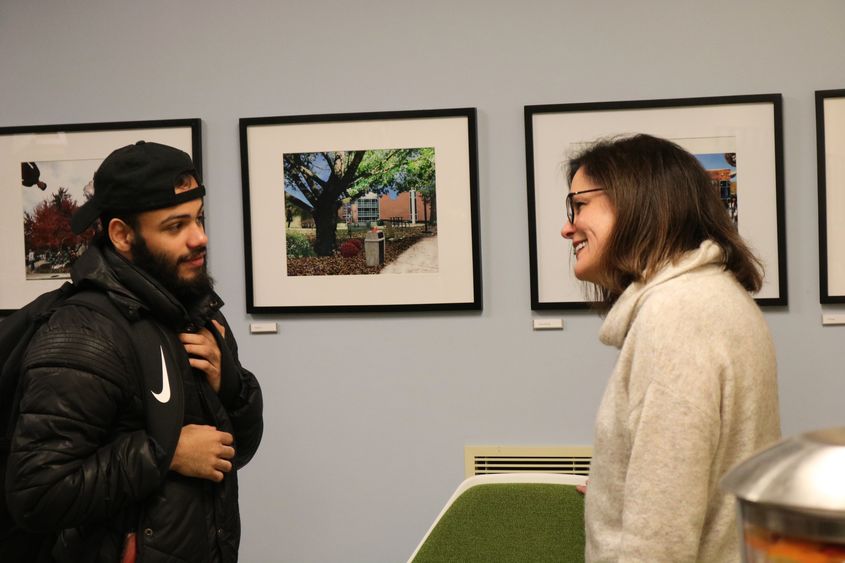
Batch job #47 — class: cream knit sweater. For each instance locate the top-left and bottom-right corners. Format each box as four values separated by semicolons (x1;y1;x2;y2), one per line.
585;241;781;563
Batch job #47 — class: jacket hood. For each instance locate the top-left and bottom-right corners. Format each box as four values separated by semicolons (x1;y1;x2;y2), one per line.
71;242;222;330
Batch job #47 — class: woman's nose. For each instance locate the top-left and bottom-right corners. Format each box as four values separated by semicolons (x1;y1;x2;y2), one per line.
561;219;575;239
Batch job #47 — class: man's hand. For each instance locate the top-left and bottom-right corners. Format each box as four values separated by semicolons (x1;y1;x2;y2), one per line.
180;320;226;393
170;424;235;482
576;479;589;495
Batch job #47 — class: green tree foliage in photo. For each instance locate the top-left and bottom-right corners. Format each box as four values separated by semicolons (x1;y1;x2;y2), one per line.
284;147;435;256
286;231;316;258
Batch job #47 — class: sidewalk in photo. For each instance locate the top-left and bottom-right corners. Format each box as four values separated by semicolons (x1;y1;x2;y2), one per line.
381;235;439;274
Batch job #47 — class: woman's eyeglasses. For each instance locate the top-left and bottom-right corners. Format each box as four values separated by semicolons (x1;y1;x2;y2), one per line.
565;188;604;224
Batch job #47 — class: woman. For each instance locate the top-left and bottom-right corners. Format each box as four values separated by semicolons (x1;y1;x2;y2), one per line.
561;134;780;562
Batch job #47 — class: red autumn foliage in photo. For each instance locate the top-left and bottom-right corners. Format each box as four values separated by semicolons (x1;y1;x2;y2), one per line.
339;241;361;258
25;187;89;252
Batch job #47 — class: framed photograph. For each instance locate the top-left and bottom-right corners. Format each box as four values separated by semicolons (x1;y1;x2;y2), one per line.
525;94;786;309
817;89;845;303
239;108;481;313
0;118;201;313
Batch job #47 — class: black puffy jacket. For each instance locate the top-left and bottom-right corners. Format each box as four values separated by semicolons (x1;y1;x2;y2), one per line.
5;244;263;563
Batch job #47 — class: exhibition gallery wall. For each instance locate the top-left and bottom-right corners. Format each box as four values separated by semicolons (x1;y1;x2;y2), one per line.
3;1;845;561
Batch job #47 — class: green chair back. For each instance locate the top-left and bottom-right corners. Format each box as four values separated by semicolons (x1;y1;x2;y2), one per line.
411;483;585;563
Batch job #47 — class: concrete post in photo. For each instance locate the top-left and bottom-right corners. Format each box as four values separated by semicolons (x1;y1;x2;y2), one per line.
365;229;385;267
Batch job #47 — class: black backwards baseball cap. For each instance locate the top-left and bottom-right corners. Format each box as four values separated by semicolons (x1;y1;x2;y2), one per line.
71;141;205;234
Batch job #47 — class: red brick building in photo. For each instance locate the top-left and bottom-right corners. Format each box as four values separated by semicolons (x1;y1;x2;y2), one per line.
339;190;433;225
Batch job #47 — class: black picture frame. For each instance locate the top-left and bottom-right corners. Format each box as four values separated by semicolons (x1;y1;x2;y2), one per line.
817;89;845;304
239;108;481;313
525;94;786;310
0;118;202;314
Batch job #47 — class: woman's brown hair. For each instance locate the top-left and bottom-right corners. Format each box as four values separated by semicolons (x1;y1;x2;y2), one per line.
567;134;762;306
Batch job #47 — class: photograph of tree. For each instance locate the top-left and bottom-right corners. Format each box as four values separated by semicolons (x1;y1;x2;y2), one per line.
283;147;438;276
21;158;99;279
695;152;738;226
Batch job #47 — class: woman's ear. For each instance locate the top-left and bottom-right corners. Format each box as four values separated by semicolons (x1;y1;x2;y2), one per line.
108;218;134;256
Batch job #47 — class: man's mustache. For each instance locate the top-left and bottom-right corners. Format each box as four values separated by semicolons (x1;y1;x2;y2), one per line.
179;248;207;263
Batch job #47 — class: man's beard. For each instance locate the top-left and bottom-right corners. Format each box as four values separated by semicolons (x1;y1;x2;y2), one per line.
130;235;214;306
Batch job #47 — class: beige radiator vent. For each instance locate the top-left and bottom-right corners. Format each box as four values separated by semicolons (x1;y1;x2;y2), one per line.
465;445;592;478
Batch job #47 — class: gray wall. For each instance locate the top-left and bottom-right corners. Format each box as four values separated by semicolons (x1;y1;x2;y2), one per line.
3;1;845;561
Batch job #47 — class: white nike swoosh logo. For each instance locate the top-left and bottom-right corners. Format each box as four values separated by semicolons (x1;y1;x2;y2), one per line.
151;346;171;403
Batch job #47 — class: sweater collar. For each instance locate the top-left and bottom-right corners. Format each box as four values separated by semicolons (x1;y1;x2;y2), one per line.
599;240;724;349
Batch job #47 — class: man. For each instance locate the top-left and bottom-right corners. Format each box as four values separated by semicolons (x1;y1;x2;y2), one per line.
21;161;47;191
6;141;263;562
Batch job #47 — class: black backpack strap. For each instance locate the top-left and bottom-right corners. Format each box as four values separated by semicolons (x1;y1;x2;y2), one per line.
0;283;77;434
0;283;80;559
63;291;184;466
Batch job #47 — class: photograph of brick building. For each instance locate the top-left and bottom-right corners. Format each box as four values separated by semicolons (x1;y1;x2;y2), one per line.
339;189;433;227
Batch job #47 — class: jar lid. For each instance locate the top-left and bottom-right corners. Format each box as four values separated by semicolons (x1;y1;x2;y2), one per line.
721;427;845;515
